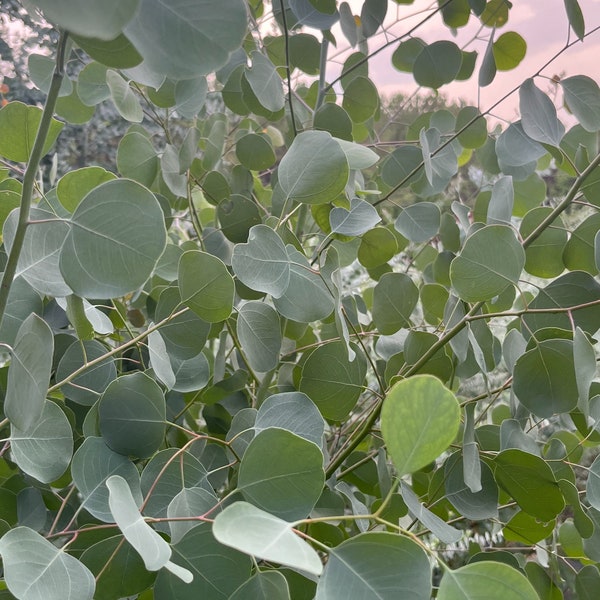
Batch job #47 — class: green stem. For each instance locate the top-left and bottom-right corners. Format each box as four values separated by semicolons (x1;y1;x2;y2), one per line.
278;0;298;137
314;37;329;111
0;31;69;327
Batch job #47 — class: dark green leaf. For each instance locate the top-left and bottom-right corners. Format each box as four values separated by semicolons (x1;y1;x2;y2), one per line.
315;532;431;599
238;429;324;520
493;449;565;521
299;341;366;421
99;372;166;458
0;102;64;163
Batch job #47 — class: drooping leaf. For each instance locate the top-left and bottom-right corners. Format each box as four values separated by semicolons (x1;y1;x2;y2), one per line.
278;131;348;204
487;176;513;225
230;571;290;600
238;429;325;520
0;101;64;163
237;301;282;372
360;0;387;37
445;452;498;520
4;314;53;432
315;532;431;599
28;54;73;96
72;437;142;523
106;475;192;581
10;400;72;484
0;526;95;600
450;225;525;302
438;562;538;600
124;0;248;80
520;78;565;147
60;179;166;298
401;481;462;543
381;375;460;477
299;341;366;421
245;52;285;113
564;0;585;40
99;372;166;458
213;502;323;575
561;75;600;132
106;70;143;122
178;250;234;323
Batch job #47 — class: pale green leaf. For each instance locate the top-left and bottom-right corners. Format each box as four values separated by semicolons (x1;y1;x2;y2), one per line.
0;527;95;600
520;78;565;147
212;501;323;575
5;314;53;431
438;562;538;600
10;400;72;484
107;475;192;581
381;375;460;477
561;75;600;132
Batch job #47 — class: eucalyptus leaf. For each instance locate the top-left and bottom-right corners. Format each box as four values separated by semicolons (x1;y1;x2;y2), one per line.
381;375;460;478
0;527;95;600
213;502;323;575
10;400;72;484
5;314;53;432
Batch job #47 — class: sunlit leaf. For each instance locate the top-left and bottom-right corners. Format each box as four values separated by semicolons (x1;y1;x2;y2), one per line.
381;375;460;477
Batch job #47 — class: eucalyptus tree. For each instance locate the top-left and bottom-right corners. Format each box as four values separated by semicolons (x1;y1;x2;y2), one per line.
0;1;600;599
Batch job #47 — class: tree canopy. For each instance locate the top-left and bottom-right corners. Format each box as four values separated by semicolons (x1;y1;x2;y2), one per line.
0;0;600;598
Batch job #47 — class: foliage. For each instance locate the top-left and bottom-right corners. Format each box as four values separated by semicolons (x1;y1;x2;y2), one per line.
0;0;599;598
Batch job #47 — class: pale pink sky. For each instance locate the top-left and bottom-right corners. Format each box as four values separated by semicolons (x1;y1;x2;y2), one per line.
330;0;600;124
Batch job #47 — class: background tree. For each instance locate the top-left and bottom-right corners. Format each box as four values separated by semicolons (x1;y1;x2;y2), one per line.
0;1;600;599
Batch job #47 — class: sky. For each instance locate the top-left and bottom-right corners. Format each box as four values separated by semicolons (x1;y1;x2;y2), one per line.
334;0;600;124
